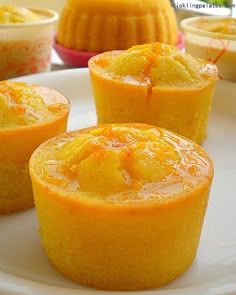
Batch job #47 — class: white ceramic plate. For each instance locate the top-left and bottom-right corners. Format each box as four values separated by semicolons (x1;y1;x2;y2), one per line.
1;69;236;295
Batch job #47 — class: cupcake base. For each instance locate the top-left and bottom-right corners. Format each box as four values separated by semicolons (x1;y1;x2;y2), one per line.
30;124;214;290
33;180;210;290
0;160;34;213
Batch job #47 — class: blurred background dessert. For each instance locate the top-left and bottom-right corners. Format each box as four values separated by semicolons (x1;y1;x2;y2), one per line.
1;0;235;73
0;5;41;23
57;0;178;52
181;16;236;82
0;5;58;80
0;0;65;15
54;0;179;66
172;0;233;29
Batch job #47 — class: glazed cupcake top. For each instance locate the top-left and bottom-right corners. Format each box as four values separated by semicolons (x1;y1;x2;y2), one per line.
0;81;70;130
0;6;40;23
196;18;236;35
90;42;218;88
30;124;213;204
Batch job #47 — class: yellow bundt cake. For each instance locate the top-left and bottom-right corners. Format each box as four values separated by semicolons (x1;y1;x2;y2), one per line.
57;0;178;52
29;123;214;291
89;42;218;144
0;81;70;213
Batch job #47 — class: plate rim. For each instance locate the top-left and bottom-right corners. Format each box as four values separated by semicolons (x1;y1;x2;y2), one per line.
2;68;236;295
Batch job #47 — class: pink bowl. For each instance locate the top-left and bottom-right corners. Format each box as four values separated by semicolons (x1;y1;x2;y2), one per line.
176;31;185;50
54;33;185;68
54;40;97;68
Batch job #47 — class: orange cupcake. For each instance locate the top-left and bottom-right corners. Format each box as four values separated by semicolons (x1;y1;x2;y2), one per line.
29;123;214;290
89;42;218;144
0;81;70;213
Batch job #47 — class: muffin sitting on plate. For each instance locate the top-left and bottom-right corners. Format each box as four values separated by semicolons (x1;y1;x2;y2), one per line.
0;81;70;213
89;42;218;144
29;123;214;290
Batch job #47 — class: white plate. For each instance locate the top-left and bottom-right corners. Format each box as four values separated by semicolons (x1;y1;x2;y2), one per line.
1;69;236;295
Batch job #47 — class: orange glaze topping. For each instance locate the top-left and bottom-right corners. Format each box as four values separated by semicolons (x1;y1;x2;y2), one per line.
32;124;213;203
0;81;69;129
92;42;218;88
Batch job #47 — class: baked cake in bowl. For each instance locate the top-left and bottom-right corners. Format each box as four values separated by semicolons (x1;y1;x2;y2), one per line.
55;0;179;67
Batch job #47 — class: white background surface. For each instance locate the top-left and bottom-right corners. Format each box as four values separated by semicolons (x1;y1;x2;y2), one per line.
0;69;236;295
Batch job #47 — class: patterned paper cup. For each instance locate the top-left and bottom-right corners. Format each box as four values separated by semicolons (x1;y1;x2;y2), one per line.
181;16;236;82
0;7;58;80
